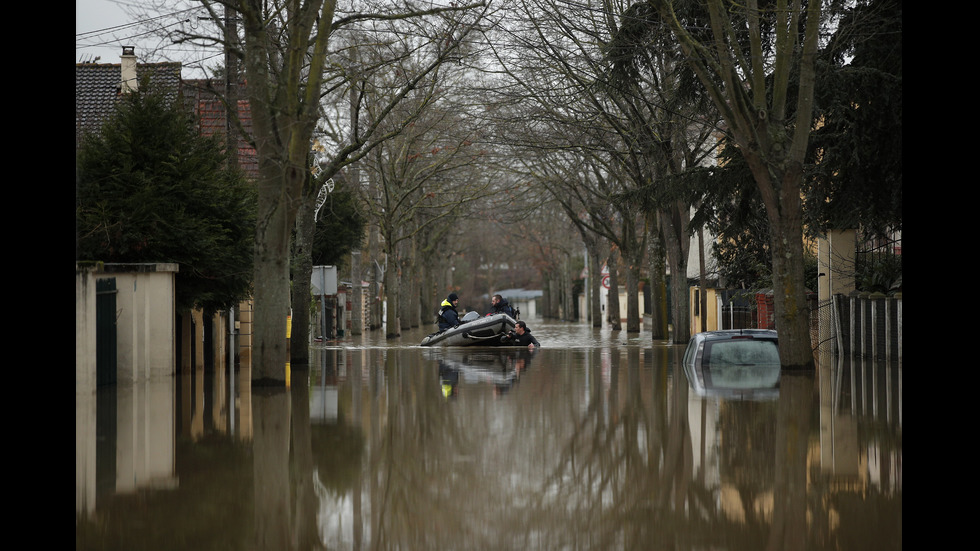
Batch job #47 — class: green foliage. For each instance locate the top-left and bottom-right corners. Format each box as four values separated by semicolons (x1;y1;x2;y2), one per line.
683;141;771;290
806;0;902;239
76;87;256;313
855;253;902;294
712;229;771;290
685;139;818;293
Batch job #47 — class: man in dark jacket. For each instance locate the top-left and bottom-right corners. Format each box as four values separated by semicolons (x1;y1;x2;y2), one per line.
488;294;516;318
500;320;540;349
437;293;460;332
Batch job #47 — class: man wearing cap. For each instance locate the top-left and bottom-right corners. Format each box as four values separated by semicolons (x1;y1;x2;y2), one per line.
437;293;461;332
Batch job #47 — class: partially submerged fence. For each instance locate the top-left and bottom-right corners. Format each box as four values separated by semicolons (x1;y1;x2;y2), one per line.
828;292;902;363
711;289;901;364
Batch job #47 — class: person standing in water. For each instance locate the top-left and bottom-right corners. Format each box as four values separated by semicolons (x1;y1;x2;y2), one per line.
500;320;540;349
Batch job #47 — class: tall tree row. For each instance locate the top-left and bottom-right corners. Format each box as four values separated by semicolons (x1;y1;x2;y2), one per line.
122;0;900;371
480;0;720;342
173;0;488;379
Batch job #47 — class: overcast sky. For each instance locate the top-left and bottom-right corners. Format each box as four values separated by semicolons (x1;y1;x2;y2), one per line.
76;0;215;77
76;0;146;64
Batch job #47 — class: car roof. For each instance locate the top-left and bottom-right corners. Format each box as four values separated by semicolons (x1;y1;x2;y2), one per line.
693;329;778;343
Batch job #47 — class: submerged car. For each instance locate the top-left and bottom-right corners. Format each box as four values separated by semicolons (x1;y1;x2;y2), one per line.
681;329;781;400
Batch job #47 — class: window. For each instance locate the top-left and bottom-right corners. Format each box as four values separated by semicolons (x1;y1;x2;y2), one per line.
704;339;779;367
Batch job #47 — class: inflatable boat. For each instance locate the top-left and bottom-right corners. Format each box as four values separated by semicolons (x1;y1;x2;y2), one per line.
420;312;517;347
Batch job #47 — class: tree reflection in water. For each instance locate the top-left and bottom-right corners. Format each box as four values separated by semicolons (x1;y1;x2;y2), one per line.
75;322;901;550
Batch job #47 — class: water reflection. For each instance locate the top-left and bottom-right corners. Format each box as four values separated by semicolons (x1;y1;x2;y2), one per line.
427;348;537;398
76;321;901;550
682;352;782;401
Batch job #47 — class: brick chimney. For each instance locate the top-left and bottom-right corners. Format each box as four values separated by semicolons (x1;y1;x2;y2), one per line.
120;46;137;93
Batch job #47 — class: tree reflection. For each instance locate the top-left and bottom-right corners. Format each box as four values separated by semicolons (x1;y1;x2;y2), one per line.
289;368;320;550
508;346;811;549
329;340;897;549
80;322;898;549
252;386;291;550
766;371;814;551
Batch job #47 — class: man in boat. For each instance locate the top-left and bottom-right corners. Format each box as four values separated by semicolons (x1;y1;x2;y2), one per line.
437;293;461;332
499;320;540;349
488;294;516;318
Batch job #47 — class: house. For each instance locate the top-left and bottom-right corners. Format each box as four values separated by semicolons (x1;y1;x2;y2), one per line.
76;46;256;176
75;46;182;143
181;77;259;179
76;47;257;384
180;76;258;366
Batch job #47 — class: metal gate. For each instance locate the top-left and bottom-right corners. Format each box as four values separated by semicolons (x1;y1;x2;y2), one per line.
96;278;117;386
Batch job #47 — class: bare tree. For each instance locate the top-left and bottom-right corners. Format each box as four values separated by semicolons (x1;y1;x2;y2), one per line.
168;0;486;379
481;0;719;340
360;78;500;335
652;0;822;368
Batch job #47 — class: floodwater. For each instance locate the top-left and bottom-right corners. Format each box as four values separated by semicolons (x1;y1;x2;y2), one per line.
76;319;902;550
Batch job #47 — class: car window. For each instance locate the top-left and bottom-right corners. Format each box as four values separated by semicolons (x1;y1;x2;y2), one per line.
704;340;779;367
682;339;701;366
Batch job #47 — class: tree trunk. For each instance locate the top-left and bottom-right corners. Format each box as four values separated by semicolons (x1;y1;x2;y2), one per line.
368;223;383;330
766;182;815;369
607;249;621;330
400;266;412;332
385;248;401;338
250;228;291;385
398;236;415;331
350;250;362;335
659;204;690;344
418;248;437;330
590;248;602;328
647;214;669;339
290;186;316;368
563;256;574;321
541;277;552;319
252;164;304;385
624;246;643;333
743;151;815;369
406;237;420;328
552;271;562;319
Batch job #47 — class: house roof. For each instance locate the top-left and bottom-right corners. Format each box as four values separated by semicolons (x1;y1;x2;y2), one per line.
75;60;182;143
75;57;258;179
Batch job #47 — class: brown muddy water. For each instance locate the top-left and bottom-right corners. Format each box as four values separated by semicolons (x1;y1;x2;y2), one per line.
76;319;901;550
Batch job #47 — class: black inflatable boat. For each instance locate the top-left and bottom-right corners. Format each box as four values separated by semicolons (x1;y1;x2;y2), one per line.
420;312;517;347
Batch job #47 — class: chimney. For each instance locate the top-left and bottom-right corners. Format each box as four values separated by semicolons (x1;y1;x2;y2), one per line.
120;46;138;93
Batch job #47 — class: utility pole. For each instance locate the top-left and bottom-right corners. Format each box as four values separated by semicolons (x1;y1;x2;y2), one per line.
350;74;363;335
225;4;240;370
225;4;239;171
